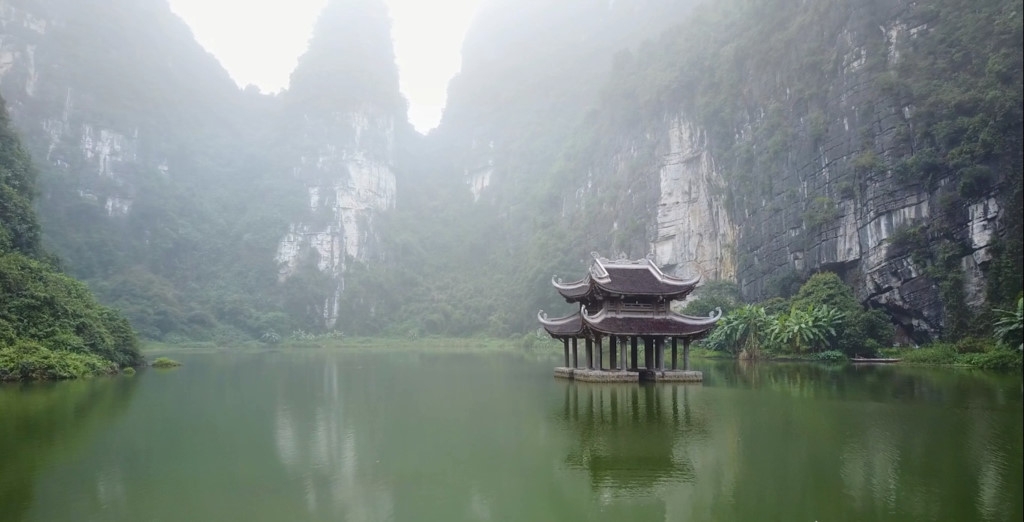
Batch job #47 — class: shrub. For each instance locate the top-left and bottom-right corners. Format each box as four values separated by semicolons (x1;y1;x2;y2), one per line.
804;197;839;229
791;272;893;356
969;350;1022;371
954;337;992;354
898;344;959;365
812;350;848;363
0;341;115;381
151;357;182;368
122;367;136;376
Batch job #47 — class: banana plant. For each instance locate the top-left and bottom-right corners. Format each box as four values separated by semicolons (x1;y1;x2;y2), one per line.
993;297;1023;351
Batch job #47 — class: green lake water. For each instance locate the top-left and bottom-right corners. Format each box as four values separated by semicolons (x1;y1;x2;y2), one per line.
1;348;1021;521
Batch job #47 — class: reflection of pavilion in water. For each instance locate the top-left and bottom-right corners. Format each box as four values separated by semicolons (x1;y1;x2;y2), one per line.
557;382;709;491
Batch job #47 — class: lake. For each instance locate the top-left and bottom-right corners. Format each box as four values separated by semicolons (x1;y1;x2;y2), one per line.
1;347;1021;521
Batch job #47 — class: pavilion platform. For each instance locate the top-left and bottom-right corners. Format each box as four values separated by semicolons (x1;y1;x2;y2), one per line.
645;369;703;382
553;367;576;379
555;367;699;383
572;369;641;383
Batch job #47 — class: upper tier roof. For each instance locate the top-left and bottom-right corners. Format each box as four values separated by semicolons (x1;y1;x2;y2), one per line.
552;253;699;303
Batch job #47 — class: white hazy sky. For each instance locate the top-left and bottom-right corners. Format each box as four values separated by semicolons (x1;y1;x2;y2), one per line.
167;0;483;133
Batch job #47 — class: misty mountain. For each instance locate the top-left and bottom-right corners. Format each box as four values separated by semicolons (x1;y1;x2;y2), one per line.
0;0;1019;343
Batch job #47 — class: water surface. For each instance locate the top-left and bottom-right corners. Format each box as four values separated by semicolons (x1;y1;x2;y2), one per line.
2;349;1021;521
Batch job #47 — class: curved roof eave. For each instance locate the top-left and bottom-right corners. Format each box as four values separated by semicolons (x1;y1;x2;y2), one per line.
537;310;581;326
643;257;701;287
672;307;723;325
537;310;586;337
551;275;591;291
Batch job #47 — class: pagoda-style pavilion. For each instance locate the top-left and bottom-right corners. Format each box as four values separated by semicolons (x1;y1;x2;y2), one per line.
538;253;721;383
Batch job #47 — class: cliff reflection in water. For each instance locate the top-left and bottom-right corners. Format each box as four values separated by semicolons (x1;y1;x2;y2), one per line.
553;363;1023;522
271;358;394;520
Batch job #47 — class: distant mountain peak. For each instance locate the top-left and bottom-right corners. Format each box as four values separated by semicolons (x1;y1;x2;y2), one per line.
286;0;403;114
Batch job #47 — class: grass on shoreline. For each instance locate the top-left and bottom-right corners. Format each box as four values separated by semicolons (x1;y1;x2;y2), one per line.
878;343;1022;370
141;336;1021;372
142;335;550;354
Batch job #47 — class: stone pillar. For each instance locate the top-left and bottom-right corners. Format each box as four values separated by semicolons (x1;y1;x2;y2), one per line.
609;336;617;369
630;337;638;370
620;341;627;372
586;337;593;370
571;337;578;368
596;335;603;370
671;337;678;370
656;337;665;371
644;338;654;370
563;339;570;367
683;337;691;371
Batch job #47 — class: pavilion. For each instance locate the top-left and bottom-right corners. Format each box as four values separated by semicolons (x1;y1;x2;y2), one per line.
538;253;720;382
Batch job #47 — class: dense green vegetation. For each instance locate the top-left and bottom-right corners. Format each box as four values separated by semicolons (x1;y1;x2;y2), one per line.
0;96;142;380
698;273;892;359
692;271;1021;370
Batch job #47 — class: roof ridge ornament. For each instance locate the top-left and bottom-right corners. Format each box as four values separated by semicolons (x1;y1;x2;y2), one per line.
590;254;611;280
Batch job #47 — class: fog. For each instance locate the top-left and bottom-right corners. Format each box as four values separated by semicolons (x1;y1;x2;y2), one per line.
167;0;483;133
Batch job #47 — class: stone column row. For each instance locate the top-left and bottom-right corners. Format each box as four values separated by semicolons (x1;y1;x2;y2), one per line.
566;335;692;371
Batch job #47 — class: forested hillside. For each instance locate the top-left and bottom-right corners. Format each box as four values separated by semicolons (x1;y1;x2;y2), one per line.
0;95;141;380
0;0;1019;344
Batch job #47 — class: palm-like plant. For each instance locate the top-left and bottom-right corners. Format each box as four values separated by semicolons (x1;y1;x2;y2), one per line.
993;297;1023;351
768;305;843;353
713;305;769;358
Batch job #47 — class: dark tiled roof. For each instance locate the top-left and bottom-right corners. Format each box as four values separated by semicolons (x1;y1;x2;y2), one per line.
537;311;584;337
584;313;716;337
553;256;698;302
597;265;696;297
580;306;722;337
538;308;721;339
557;282;595;301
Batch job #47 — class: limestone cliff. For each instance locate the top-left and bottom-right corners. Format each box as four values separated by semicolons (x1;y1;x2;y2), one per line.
273;0;406;329
576;0;1022;341
0;0;408;336
653;118;736;282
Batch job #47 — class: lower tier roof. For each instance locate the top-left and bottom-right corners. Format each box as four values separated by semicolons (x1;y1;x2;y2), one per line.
538;308;721;339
